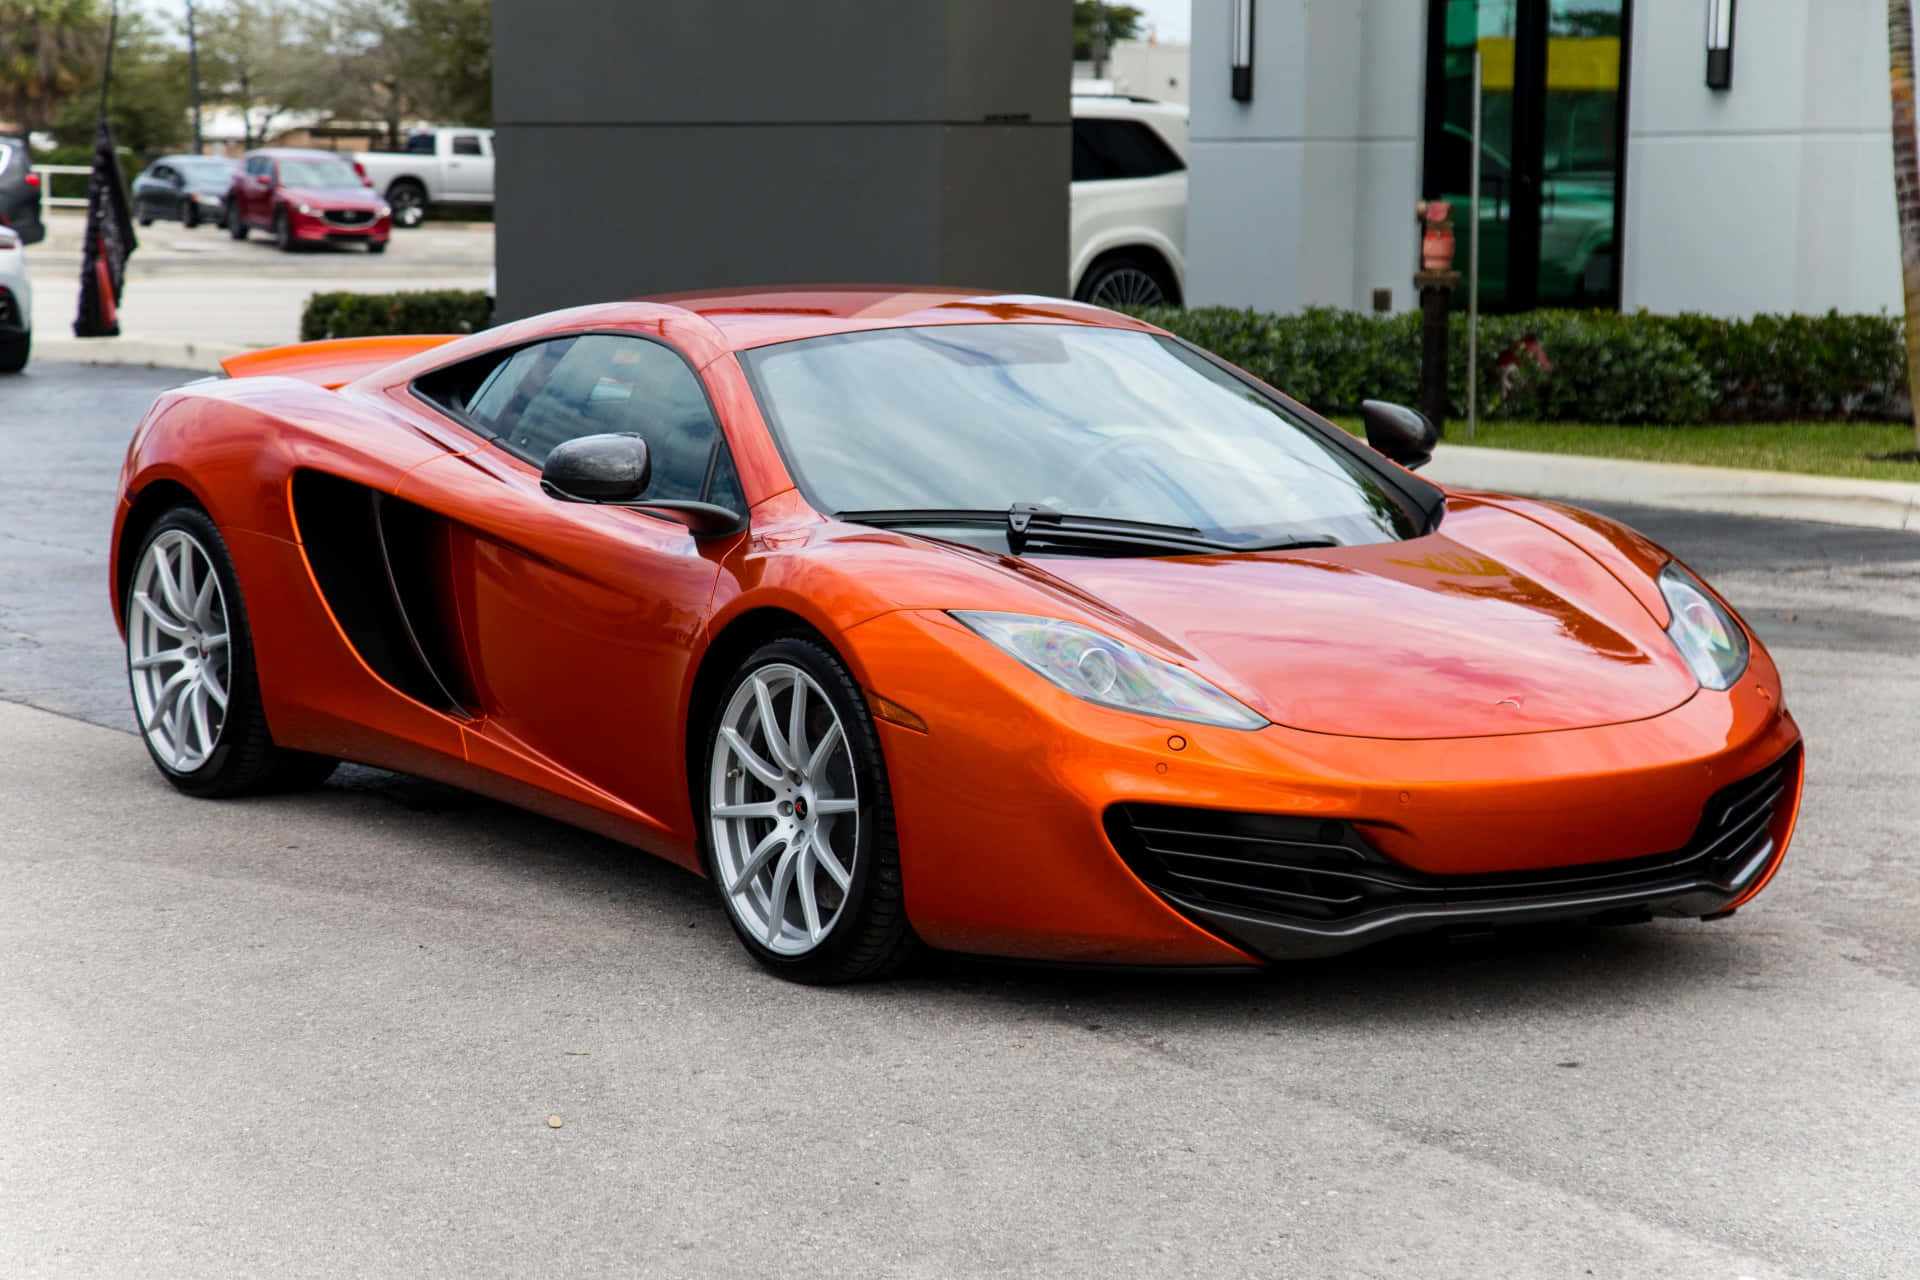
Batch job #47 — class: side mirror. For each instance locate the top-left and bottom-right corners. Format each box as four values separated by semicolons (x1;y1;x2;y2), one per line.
1359;400;1438;470
539;433;747;537
541;432;651;503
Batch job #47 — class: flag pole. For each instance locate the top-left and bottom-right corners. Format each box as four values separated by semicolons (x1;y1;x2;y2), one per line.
100;0;120;119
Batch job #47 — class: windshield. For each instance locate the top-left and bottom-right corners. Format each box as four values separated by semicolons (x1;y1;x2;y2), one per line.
176;157;235;182
738;324;1418;548
276;158;362;190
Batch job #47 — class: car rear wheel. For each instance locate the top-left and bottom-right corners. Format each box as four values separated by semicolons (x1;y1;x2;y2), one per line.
226;203;247;241
1075;250;1179;308
126;507;336;798
702;636;916;983
387;180;427;229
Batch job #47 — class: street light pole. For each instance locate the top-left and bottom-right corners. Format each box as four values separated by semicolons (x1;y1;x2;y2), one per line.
186;0;204;154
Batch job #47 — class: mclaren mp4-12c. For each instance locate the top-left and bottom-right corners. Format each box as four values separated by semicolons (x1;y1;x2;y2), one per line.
111;288;1803;981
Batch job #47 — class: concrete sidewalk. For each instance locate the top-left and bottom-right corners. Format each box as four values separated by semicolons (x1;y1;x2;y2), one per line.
1423;442;1920;534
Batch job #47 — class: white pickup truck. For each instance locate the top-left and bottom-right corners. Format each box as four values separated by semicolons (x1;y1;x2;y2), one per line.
353;128;494;228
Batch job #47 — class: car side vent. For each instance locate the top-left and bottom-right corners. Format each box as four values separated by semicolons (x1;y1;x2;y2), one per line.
289;470;471;718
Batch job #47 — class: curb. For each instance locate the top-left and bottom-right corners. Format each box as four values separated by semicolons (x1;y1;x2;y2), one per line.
34;340;245;374
1424;442;1920;535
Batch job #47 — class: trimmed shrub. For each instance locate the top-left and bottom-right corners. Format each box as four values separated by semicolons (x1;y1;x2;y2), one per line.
1661;311;1908;422
1131;304;1906;425
300;290;492;341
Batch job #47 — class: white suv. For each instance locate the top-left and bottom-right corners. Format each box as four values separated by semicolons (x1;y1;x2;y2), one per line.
1070;96;1188;307
0;223;31;373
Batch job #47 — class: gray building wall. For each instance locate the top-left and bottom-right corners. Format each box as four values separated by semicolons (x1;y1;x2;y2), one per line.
1185;0;1426;315
1622;0;1899;316
492;0;1070;321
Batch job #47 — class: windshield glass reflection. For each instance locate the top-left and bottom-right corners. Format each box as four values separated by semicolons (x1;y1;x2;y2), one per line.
740;324;1417;548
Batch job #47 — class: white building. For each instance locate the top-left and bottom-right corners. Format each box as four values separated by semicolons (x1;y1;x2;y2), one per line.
1186;0;1903;318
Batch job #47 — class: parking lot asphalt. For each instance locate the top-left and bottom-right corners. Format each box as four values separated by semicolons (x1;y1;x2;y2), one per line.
2;362;1918;1278
25;215;491;350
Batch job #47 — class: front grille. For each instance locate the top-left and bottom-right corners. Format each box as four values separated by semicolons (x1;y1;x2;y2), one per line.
325;208;374;226
1106;748;1796;929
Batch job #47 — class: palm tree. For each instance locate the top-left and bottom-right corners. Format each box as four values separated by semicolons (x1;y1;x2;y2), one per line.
0;0;108;132
1892;0;1920;453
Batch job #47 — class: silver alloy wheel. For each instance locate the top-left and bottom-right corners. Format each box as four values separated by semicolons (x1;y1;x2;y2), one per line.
128;529;231;773
1088;265;1168;307
708;663;860;956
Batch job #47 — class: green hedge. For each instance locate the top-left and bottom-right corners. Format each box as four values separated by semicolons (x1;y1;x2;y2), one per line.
1131;305;1910;425
300;290;493;342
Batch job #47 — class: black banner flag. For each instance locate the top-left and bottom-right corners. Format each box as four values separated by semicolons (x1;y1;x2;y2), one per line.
74;117;138;338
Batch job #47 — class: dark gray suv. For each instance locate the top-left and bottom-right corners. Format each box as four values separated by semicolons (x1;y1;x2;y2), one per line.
0;137;46;245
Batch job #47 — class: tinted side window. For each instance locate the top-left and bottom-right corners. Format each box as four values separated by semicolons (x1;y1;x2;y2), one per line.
450;335;736;506
405;134;435;154
1072;118;1184;181
451;135;483;156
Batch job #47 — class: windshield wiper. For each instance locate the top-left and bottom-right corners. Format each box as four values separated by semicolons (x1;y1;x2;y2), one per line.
835;505;1342;556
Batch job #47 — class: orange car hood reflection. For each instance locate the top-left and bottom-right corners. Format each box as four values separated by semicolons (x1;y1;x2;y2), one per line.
975;500;1700;740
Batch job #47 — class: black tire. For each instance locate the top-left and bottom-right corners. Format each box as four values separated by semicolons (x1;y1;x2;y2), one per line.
137;213;154;228
1074;250;1180;308
274;209;295;252
125;505;337;798
183;202;200;229
386;179;427;229
227;202;247;241
699;634;918;983
0;329;28;374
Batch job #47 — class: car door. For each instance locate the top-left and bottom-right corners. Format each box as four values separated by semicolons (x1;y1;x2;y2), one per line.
444;132;491;201
243;156;271;225
395;331;748;833
156;165;184;220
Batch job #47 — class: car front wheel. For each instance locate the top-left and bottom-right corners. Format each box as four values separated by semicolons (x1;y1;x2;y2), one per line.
274;210;295;252
126;506;336;797
702;635;916;983
1075;251;1179;308
387;180;427;229
226;203;247;240
0;328;28;374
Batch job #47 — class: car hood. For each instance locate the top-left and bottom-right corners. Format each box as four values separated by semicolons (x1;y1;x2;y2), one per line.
969;497;1701;740
282;186;381;209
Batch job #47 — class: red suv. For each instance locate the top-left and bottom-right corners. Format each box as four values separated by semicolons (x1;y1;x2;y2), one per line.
226;148;391;253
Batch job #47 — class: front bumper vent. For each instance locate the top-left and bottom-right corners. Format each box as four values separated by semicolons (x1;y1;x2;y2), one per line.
1105;747;1797;958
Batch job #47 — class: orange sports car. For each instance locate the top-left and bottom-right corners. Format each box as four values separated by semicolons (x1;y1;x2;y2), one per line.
110;288;1802;982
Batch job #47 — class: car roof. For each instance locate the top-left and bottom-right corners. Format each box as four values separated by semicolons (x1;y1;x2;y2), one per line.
646;286;1158;351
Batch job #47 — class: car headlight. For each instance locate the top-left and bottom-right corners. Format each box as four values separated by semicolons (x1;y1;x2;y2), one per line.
376;204;391;217
297;202;314;215
1659;563;1749;691
951;611;1268;730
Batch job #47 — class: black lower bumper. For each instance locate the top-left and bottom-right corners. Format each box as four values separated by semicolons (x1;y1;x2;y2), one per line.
1105;748;1797;962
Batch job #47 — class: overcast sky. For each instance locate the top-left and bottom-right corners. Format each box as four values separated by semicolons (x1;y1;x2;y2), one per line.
1131;0;1192;45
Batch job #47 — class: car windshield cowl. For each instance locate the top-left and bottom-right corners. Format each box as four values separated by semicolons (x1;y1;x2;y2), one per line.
836;506;1344;556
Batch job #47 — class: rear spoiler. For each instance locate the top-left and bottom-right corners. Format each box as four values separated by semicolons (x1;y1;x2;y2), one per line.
220;335;464;390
